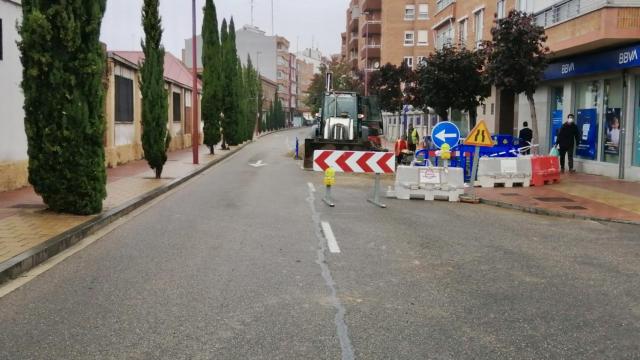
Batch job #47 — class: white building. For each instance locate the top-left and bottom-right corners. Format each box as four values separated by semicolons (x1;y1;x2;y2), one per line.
183;25;278;83
296;48;325;75
0;0;29;191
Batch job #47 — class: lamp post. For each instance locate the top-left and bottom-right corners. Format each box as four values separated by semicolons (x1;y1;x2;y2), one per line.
364;11;370;97
191;0;199;164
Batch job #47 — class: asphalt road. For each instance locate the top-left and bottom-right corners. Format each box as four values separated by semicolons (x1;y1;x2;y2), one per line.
0;129;639;359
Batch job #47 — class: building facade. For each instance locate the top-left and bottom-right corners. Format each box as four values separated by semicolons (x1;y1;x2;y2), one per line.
0;0;29;191
514;0;640;180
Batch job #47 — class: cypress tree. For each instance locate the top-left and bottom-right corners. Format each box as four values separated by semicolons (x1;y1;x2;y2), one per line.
19;0;107;215
236;61;248;143
140;0;169;179
244;56;260;140
221;18;241;145
201;0;222;154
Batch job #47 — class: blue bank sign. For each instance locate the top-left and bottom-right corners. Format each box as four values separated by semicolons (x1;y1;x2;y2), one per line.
544;43;640;81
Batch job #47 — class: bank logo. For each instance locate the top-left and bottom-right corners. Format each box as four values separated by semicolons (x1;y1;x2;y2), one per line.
561;62;575;74
619;49;638;65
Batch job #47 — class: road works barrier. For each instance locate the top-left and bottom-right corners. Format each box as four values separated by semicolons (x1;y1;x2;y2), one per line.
477;157;532;188
387;165;465;202
530;156;561;186
313;150;395;208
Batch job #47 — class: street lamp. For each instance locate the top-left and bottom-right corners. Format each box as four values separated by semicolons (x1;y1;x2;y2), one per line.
191;0;199;164
364;11;370;97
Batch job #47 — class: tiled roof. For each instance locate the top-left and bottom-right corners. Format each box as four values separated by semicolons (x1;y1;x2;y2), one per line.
110;51;201;91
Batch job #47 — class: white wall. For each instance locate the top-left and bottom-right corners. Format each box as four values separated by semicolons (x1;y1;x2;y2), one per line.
517;87;550;153
0;0;28;163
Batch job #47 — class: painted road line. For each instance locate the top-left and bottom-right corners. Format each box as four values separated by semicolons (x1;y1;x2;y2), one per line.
321;221;340;254
307;182;316;193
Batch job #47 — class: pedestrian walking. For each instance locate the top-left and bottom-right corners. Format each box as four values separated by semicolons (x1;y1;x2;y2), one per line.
556;114;580;173
407;125;416;152
519;121;533;155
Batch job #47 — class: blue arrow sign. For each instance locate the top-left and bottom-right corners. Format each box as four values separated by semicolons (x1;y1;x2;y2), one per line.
431;121;460;149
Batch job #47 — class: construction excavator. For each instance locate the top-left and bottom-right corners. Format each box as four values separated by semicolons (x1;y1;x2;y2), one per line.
303;72;386;169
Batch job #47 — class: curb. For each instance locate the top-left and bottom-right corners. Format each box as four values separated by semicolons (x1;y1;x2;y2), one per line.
479;198;640;226
0;142;250;284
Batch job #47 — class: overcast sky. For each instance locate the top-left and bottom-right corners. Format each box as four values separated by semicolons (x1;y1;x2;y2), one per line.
100;0;346;57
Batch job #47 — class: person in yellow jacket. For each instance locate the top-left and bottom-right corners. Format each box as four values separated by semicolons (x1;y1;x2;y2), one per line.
410;127;420;151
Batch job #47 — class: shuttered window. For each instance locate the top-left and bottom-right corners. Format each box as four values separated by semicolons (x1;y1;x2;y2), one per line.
115;75;134;123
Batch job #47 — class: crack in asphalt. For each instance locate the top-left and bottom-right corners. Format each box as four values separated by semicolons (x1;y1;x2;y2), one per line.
307;187;355;360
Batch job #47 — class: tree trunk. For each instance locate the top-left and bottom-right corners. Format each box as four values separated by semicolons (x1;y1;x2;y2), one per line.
469;107;477;129
155;166;162;179
526;93;539;152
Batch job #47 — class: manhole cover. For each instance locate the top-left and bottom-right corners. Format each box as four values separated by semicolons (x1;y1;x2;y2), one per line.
535;197;575;203
10;204;46;209
563;205;587;210
501;193;521;197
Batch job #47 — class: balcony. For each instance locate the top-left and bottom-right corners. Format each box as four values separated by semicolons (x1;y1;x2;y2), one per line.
436;0;455;13
361;15;382;36
349;33;359;50
360;39;382;60
535;1;640;57
361;0;381;12
349;5;361;32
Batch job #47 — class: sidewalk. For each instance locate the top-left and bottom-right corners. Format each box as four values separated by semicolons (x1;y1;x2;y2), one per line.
476;172;640;224
0;144;245;279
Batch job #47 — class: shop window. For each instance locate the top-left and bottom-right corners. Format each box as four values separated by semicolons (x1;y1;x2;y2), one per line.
602;79;623;164
115;75;134;123
635;77;640;167
173;92;181;123
575;81;600;160
549;87;564;148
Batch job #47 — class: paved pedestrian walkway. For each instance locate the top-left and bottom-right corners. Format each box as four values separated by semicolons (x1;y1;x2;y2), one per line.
476;172;640;224
0;145;239;266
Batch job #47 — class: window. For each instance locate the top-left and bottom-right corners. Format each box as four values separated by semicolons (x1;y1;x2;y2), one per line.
173;92;181;123
404;31;414;46
416;56;427;67
404;5;415;20
114;75;134;123
497;0;506;19
458;19;468;46
436;0;454;12
417;30;428;46
436;25;454;49
277;71;284;79
474;9;484;45
602;79;623;164
575;80;600;160
403;56;413;69
418;4;429;20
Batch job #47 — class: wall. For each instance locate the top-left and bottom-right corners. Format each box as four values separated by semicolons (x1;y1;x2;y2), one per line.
0;0;29;191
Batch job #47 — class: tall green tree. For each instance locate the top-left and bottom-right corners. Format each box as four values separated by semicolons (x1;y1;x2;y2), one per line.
484;10;549;142
221;17;241;146
19;0;107;215
201;0;222;154
236;60;248;143
415;46;489;122
368;63;406;115
140;0;169;179
244;56;260;140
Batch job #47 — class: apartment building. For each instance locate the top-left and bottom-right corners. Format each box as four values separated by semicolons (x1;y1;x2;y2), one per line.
276;36;298;123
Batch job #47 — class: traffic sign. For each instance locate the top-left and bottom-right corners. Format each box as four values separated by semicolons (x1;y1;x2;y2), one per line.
464;120;494;147
313;150;395;174
431;121;461;149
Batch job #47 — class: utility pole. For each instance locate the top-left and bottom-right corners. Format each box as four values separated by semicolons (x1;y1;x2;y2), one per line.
271;0;275;35
191;0;199;164
251;0;254;26
364;11;370;97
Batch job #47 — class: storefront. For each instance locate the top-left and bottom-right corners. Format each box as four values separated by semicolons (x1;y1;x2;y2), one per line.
541;43;640;180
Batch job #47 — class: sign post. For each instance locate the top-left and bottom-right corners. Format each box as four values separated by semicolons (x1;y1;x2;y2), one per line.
462;120;494;200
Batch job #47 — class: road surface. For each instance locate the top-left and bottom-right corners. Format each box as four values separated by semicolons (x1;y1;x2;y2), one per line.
0;129;639;359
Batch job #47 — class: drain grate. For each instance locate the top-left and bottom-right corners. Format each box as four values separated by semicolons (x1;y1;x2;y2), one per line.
535;197;575;203
501;193;521;197
10;204;46;209
563;205;587;210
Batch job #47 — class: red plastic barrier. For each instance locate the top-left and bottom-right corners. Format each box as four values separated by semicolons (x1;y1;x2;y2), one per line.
530;156;561;186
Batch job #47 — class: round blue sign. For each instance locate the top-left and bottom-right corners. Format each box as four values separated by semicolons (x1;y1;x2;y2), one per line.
431;121;461;149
